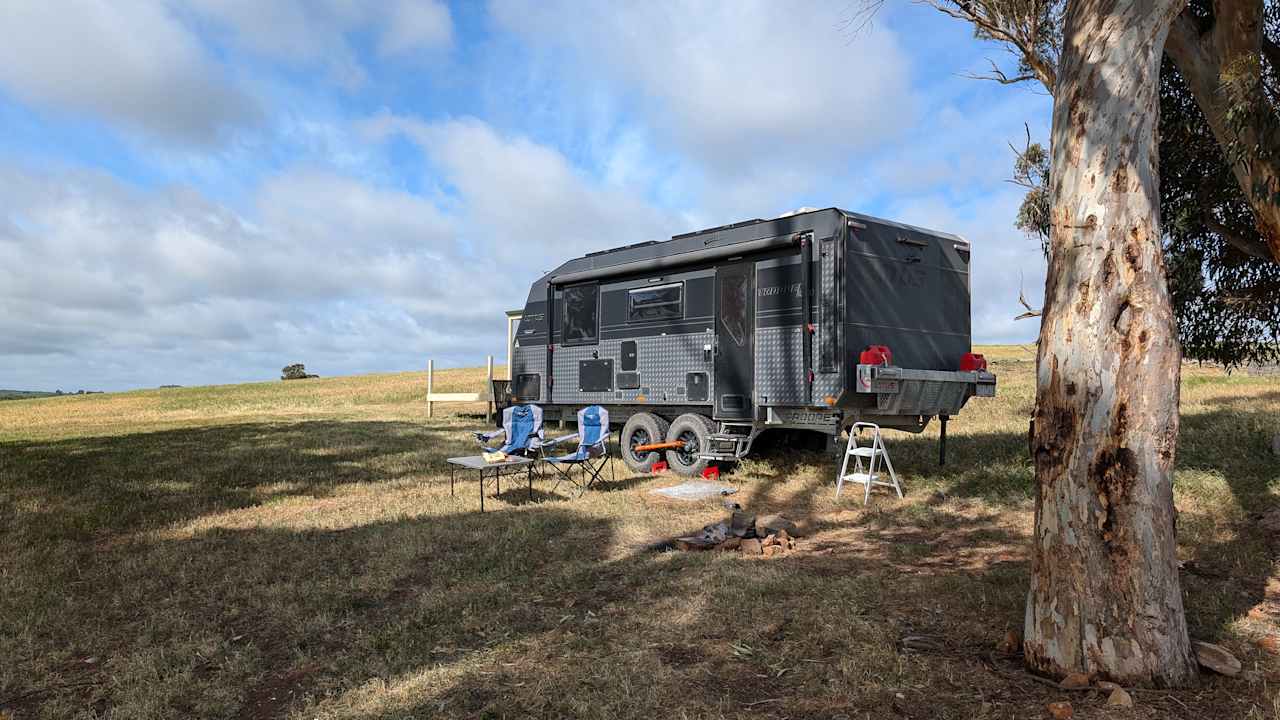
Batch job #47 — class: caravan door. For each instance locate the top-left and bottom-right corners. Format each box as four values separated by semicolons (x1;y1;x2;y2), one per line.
714;261;755;420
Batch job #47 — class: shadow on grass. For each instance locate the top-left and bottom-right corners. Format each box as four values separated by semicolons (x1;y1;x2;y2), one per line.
1175;404;1280;641
0;420;476;544
493;486;566;505
741;426;1035;508
3;406;1277;719
0;419;1037;719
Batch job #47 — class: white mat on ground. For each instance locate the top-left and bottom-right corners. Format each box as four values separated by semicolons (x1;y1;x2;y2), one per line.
649;481;737;501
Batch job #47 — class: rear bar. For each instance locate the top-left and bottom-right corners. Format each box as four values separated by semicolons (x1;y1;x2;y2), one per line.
854;364;996;416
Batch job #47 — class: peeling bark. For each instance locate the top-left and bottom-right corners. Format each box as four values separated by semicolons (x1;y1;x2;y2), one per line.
1026;0;1199;687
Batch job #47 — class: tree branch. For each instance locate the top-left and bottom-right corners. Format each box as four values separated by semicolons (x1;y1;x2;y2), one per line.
1262;34;1280;72
1020;48;1058;92
960;58;1038;85
1168;3;1280;265
1204;212;1274;261
915;0;1058;92
839;1;886;38
1164;10;1208;75
1015;285;1042;320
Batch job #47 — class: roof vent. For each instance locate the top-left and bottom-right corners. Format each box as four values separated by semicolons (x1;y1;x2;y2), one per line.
775;207;819;218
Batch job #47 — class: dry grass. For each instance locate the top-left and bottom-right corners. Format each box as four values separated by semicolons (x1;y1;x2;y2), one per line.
1;347;1278;719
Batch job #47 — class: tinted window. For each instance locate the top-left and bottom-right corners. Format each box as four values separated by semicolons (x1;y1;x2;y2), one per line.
719;273;750;347
628;282;683;322
562;284;598;345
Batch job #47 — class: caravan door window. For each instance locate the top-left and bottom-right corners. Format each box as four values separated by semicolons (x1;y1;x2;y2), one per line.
561;284;599;345
627;282;683;322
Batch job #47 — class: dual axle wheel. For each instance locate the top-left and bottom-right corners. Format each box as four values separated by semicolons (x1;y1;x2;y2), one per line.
619;411;717;477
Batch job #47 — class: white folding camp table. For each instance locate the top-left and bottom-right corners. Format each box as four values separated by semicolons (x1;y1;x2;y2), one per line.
446;455;538;512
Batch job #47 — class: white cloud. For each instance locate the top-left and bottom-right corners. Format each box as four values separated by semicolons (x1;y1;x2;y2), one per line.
0;113;687;389
0;163;489;389
0;0;259;144
0;1;1051;391
366;115;685;270
184;0;454;88
490;0;917;218
381;0;454;57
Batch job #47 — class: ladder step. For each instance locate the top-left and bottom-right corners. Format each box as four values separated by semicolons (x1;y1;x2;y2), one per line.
840;473;901;488
837;422;903;504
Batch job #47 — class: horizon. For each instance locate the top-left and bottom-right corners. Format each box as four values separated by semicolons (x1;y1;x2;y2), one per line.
5;342;1041;395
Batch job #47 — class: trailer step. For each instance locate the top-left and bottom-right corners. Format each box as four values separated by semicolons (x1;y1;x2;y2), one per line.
699;432;752;461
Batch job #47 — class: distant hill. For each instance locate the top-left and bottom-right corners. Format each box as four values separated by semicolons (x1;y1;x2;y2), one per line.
0;390;58;401
0;389;102;401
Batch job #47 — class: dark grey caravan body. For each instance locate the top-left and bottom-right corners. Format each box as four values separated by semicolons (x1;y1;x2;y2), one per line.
507;207;996;476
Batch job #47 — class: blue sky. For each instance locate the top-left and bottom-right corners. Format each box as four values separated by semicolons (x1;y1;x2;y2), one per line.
0;0;1051;391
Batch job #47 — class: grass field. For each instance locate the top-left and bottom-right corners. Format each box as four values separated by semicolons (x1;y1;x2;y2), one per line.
2;346;1279;719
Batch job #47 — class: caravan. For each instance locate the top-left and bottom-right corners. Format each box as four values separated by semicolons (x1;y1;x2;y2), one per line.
505;208;997;476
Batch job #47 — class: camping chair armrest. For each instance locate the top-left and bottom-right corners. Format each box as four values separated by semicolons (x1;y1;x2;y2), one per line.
474;429;505;442
542;433;579;448
589;431;611;448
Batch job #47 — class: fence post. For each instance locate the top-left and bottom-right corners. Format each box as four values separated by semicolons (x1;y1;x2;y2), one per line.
486;355;494;422
427;359;434;418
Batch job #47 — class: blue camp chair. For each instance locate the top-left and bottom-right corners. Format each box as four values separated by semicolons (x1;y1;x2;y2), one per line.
473;404;545;456
541;406;615;496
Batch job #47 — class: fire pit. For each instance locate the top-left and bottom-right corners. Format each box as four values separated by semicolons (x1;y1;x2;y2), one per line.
673;508;802;556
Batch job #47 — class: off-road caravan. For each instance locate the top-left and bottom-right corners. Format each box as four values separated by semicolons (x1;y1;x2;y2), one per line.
506;208;996;476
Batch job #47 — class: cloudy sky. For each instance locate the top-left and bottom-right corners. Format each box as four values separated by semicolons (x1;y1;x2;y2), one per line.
0;0;1051;392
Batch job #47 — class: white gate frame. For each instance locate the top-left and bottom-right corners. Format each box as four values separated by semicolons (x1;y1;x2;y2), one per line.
426;356;494;419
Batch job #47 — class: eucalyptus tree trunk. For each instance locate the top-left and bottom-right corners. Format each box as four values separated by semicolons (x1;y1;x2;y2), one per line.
1025;0;1199;687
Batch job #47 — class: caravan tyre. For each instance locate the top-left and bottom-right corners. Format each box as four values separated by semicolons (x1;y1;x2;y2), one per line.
665;413;716;477
620;412;670;474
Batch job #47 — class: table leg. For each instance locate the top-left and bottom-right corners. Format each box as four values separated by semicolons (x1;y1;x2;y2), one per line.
450;467;455;496
496;471;500;496
480;468;485;512
527;465;533;501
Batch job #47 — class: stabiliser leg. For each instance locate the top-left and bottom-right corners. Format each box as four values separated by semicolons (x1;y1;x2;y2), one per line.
939;415;948;467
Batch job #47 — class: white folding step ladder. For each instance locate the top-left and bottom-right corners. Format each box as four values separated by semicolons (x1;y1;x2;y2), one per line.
836;422;903;504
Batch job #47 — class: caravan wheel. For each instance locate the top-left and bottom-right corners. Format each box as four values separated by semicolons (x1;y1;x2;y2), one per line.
665;413;716;477
620;412;670;474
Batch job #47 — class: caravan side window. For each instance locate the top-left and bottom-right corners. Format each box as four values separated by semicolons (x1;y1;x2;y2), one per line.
561;284;599;345
627;282;683;322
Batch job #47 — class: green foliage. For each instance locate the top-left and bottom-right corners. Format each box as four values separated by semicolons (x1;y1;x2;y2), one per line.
1160;51;1280;368
1004;0;1280;368
968;0;1064;81
1011;141;1051;255
936;0;1064;85
1215;1;1280;195
934;0;1280;366
281;363;310;380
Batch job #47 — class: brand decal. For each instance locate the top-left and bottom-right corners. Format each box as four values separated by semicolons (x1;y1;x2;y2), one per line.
773;409;838;425
757;282;802;298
